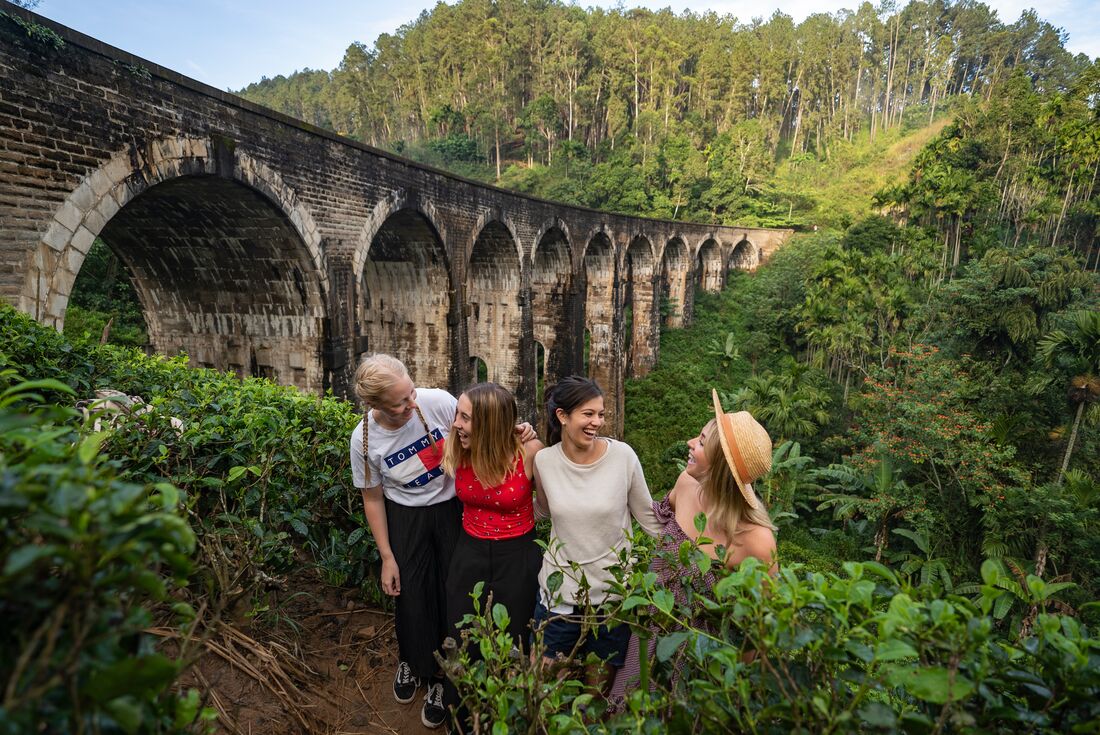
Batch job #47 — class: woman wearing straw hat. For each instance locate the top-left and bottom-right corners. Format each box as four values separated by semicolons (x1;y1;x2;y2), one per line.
608;390;777;702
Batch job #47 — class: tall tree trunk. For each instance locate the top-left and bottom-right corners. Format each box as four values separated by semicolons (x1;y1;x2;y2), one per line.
495;125;501;181
1052;173;1075;248
1058;400;1086;483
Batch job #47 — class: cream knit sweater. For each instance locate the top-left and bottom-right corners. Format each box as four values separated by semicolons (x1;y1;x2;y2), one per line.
534;438;662;609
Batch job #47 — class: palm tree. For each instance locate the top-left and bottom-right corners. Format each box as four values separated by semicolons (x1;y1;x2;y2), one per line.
722;368;830;443
1037;310;1100;483
1020;311;1099;629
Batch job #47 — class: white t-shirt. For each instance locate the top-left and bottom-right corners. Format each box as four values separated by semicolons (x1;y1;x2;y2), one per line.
534;438;661;609
349;388;458;507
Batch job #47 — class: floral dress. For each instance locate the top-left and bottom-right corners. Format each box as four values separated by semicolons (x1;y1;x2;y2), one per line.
608;496;720;704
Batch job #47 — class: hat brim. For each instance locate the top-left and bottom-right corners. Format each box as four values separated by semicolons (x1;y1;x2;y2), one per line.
711;389;761;510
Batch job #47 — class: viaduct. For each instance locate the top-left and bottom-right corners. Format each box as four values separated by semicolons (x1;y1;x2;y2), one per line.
0;3;792;433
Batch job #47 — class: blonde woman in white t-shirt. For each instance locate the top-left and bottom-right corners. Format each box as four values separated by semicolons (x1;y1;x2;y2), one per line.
531;376;661;694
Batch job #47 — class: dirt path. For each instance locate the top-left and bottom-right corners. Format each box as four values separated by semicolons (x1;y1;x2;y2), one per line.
176;578;432;735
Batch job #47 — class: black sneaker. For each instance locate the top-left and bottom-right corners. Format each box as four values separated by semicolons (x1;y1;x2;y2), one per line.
392;661;420;704
421;679;446;729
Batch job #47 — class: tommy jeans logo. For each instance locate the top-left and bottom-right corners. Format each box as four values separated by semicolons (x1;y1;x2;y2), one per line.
384;429;446;488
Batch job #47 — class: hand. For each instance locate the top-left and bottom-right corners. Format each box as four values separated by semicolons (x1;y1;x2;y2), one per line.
381;557;401;596
515;421;537;443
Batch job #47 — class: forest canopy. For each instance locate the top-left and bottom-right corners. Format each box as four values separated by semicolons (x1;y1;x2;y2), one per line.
238;0;1093;229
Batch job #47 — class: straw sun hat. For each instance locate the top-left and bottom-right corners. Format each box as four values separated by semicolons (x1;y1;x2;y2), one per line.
710;389;774;509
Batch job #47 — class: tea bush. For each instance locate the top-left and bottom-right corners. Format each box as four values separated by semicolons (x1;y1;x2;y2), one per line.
0;379;207;733
0;304;372;595
444;550;1100;733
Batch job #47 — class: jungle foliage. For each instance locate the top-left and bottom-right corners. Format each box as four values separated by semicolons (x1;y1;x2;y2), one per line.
5;1;1099;731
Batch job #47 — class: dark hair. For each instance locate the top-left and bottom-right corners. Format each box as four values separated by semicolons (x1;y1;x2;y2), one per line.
545;376;604;446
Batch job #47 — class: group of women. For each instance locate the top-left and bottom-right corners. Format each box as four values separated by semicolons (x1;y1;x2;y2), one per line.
350;354;778;730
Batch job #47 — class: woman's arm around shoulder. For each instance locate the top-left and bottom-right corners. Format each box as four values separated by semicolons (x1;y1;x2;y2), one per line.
530;445;549;520
522;437;544;478
623;443;662;537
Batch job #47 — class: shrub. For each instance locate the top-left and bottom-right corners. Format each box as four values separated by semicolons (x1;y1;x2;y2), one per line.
0;379;206;733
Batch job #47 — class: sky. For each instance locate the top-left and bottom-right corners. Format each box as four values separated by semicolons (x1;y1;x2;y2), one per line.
28;0;1100;93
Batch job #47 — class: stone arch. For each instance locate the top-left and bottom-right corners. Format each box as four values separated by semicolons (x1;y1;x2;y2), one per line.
625;234;658;378
28;136;328;390
695;235;723;293
466;217;523;390
467;210;524;265
581;231;622;435
531;222;576;404
619;230;657;270
352;189;448;284
579;224;614;260
660;236;691;329
357;200;453;389
728;236;759;272
29;136;326;324
531;217;573;263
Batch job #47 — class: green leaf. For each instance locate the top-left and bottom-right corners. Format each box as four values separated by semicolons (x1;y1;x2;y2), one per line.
174;689;201;728
3;544;62;576
655;631;690;662
694;511;707;533
84;654;178;703
104;696;143;734
874;639;918;662
652;589;675;615
897;666;975;704
78;431;108;465
547;571;563;596
491;603;510;631
857;702;897;728
171;602;197;623
981;559;1004;585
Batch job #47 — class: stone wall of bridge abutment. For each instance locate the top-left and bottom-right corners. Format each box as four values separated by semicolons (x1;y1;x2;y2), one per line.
0;3;793;436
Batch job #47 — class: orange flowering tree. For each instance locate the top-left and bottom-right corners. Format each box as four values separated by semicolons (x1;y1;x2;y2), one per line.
840;344;1028;568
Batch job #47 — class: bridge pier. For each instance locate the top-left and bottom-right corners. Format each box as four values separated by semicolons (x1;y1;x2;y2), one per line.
661;237;692;329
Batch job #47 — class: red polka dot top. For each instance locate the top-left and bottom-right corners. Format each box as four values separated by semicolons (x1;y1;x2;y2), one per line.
455;455;534;539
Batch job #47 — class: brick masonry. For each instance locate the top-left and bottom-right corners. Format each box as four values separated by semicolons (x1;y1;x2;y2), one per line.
0;3;793;435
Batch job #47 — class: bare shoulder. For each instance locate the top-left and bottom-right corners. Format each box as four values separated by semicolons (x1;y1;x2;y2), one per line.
667;470;699;509
730;523;777;568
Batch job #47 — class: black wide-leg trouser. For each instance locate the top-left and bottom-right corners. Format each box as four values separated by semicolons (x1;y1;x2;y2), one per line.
442;528;542;714
385;496;462;680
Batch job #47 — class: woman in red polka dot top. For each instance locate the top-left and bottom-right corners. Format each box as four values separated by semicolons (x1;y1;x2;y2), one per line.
440;382;543;706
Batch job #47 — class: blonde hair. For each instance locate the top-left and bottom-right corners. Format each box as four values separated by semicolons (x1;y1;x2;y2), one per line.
353;354;438;484
699;418;776;548
443;383;522;488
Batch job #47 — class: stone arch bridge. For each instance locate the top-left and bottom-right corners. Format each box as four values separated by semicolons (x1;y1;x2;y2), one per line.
0;4;791;433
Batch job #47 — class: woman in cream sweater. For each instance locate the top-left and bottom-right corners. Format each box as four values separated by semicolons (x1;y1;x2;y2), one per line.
532;376;661;694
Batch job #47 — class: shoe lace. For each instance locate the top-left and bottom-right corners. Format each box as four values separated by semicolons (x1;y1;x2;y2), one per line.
426;682;443;707
397;661;413;684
